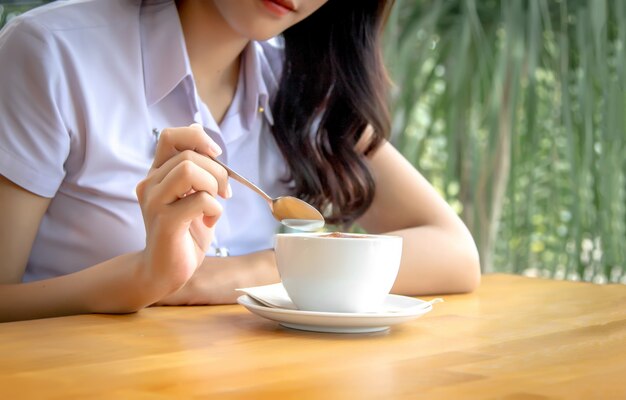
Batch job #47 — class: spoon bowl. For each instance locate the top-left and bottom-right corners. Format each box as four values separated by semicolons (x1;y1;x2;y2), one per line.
272;197;326;231
211;156;325;231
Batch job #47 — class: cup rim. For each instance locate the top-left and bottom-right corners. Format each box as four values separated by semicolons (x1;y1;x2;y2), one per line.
275;232;402;241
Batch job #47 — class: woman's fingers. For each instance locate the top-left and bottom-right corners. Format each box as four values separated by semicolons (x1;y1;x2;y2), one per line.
137;123;231;202
153;124;222;169
145;189;223;252
149;160;222;205
147;149;231;199
168;190;223;232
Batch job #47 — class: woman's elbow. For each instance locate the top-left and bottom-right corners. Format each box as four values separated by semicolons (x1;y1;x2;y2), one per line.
456;242;482;293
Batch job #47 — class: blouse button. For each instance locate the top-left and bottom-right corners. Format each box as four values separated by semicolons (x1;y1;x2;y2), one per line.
215;247;230;257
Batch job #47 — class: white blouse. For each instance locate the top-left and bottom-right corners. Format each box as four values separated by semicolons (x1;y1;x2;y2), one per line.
0;0;292;282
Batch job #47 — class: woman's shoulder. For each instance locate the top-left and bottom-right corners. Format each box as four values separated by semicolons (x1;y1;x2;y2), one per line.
1;0;139;36
0;0;144;75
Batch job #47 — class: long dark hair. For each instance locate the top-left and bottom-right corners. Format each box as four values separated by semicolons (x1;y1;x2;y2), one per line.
272;0;392;226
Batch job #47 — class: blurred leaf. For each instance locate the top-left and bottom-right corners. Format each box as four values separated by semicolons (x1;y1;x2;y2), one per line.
384;0;626;282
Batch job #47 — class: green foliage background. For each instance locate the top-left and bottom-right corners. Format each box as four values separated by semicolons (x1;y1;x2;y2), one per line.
384;0;625;283
2;1;625;283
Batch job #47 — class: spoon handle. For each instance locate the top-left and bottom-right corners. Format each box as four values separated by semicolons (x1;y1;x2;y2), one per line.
210;156;273;203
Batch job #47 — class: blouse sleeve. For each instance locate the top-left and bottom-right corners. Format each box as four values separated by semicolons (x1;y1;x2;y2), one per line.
0;16;71;198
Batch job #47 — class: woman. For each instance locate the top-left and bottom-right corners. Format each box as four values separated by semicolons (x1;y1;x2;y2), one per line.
0;0;480;322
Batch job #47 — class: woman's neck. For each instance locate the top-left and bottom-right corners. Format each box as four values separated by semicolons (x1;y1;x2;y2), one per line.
176;0;249;122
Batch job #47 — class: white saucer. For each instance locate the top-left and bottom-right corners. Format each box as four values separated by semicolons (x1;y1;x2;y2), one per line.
237;294;434;333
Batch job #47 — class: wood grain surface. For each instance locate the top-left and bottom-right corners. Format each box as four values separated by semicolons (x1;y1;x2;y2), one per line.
1;274;624;399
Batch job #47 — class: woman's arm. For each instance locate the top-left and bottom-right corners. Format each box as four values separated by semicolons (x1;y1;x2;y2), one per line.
154;249;280;306
357;141;481;295
0;176;49;284
0;125;229;322
0;175;159;322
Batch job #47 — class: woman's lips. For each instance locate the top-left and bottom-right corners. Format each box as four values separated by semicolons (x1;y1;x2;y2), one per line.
272;0;296;11
261;0;296;17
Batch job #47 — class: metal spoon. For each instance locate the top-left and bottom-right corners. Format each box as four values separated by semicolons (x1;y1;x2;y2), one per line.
211;157;325;231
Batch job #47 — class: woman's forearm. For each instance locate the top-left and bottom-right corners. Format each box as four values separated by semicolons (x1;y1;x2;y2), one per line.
210;249;280;303
0;226;477;322
163;227;479;306
389;225;481;296
0;252;174;323
0;249;279;322
154;249;280;305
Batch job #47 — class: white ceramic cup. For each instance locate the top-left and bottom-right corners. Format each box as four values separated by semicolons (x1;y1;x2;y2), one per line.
274;232;403;313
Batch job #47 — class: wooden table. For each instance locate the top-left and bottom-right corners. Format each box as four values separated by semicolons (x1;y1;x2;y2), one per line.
1;274;625;399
